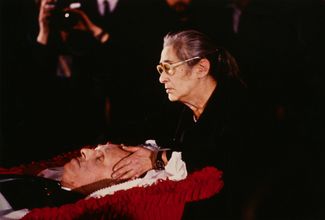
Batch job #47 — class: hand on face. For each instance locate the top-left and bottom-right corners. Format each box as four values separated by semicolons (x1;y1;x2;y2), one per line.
111;146;156;180
61;143;130;189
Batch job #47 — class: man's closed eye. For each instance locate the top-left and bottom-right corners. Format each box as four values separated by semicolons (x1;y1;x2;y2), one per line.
96;151;105;162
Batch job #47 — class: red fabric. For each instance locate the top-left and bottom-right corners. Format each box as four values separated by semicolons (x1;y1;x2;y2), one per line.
0;150;224;220
22;167;223;220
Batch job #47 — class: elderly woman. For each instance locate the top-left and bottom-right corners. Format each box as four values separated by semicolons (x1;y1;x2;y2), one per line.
112;30;253;219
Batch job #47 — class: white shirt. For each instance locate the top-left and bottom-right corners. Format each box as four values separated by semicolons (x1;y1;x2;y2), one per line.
97;0;119;15
227;3;242;34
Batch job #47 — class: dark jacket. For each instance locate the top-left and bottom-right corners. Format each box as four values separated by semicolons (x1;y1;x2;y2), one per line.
177;80;254;220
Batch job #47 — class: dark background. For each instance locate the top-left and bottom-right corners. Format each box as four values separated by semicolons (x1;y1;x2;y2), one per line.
0;0;324;218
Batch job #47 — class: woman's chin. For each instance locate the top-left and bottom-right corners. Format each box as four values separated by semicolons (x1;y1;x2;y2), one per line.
168;94;178;102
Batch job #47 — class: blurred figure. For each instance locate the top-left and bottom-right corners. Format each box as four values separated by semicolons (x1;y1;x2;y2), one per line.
145;0;200;49
1;0;152;165
165;0;193;25
32;0;154;147
75;0;163;143
33;0;111;149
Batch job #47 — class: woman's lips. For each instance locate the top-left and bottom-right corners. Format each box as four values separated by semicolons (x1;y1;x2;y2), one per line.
165;88;173;93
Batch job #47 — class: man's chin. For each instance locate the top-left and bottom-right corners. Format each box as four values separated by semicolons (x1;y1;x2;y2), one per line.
60;179;76;189
61;163;80;189
71;158;80;168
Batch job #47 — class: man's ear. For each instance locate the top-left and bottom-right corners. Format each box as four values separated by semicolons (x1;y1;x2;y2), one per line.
195;58;210;78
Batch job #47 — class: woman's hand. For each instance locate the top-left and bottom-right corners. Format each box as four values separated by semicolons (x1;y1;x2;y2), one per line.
111;146;156;180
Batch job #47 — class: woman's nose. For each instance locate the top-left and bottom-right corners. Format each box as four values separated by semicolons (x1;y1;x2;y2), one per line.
80;148;94;160
159;72;168;84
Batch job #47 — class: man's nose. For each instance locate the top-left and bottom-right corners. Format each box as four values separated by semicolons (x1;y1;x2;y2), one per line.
80;148;94;160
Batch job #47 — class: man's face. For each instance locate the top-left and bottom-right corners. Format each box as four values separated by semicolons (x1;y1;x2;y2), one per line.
166;0;191;12
61;143;130;189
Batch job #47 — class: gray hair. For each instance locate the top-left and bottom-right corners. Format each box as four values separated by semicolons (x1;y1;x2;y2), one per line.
163;30;240;81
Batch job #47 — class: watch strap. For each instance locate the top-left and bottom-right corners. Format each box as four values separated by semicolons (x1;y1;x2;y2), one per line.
155;151;165;170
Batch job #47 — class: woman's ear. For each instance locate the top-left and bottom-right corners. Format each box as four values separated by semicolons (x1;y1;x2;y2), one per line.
195;58;210;78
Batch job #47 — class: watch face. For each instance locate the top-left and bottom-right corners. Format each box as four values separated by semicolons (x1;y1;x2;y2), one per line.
155;160;165;170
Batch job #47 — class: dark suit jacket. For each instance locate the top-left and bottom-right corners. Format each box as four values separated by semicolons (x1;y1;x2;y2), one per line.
0;174;84;210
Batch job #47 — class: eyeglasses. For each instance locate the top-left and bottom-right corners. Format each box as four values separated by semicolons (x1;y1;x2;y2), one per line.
156;56;201;75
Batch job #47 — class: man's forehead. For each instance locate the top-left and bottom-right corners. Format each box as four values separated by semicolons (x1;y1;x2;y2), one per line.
95;143;110;151
95;143;120;151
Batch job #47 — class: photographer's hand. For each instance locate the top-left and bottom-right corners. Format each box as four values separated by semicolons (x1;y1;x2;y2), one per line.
63;8;110;43
37;0;56;44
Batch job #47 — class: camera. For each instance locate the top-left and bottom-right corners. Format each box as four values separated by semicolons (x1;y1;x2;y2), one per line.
51;0;82;30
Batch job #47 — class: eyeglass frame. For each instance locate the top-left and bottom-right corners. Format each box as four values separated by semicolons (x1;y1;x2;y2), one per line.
156;56;201;75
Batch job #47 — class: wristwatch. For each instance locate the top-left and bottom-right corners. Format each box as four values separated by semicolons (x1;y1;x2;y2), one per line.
155;150;165;170
141;140;168;170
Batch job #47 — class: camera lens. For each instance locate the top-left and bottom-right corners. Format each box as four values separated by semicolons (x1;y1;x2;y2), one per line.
62;11;80;29
51;1;81;30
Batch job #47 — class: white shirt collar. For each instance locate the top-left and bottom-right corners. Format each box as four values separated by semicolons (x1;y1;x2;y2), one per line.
97;0;119;15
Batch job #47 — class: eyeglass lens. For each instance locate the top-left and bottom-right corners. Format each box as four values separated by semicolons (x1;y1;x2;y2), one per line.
157;63;172;75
